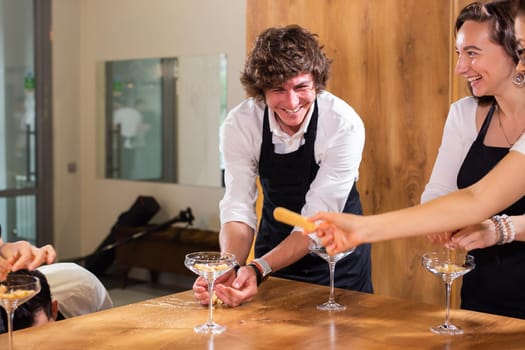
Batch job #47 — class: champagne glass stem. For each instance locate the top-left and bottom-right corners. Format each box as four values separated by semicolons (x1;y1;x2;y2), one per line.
444;281;452;327
206;279;215;327
328;258;336;303
8;310;14;350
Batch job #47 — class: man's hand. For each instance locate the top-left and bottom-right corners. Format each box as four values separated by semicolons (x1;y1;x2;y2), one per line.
192;268;237;305
214;265;258;307
192;265;258;307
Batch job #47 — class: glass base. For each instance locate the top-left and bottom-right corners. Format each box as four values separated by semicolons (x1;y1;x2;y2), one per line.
194;322;226;334
431;323;463;335
317;300;346;311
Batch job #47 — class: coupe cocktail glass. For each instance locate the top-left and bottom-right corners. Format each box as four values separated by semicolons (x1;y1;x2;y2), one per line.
0;274;41;350
421;251;475;335
309;240;355;311
185;251;237;334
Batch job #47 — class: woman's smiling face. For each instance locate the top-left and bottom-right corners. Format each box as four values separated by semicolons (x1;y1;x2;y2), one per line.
455;20;516;97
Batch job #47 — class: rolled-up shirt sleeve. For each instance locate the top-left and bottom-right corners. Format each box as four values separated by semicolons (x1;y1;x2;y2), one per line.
219;100;263;230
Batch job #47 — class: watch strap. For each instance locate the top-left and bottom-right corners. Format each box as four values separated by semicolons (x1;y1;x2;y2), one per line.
246;263;263;285
245;257;272;285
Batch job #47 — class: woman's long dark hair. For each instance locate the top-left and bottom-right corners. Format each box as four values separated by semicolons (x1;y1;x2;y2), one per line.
512;0;525;16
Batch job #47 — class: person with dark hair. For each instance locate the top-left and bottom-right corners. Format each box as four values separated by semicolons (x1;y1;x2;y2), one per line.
193;25;372;307
0;263;112;333
419;0;525;319
37;263;113;319
1;269;55;331
308;0;525;318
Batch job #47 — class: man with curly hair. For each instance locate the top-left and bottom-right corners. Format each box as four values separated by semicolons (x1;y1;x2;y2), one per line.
193;25;372;307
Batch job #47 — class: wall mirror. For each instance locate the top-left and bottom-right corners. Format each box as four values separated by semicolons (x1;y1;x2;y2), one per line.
96;54;227;187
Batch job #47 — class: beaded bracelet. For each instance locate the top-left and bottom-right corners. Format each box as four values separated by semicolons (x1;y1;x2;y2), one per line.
501;214;516;244
489;215;501;245
491;215;507;245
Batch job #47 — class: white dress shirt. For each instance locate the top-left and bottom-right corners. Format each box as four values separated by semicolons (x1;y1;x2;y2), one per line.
38;263;113;318
219;90;365;231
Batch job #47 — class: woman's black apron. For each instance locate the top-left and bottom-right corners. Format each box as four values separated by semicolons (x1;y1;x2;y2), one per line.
256;101;373;292
457;102;525;319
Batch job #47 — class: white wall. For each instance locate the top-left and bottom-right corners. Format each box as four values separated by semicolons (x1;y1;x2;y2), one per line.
52;0;246;259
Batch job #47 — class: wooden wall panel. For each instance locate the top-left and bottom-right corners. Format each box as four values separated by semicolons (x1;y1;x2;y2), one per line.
247;0;462;306
451;0;480;102
357;0;451;306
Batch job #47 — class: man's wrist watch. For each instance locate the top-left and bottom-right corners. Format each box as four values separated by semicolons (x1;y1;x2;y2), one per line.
249;258;272;285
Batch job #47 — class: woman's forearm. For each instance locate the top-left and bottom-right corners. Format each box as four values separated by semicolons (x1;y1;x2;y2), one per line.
361;151;525;243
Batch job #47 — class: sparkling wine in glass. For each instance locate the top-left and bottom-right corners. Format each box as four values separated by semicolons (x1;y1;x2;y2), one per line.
309;240;355;311
421;251;475;335
0;274;41;350
185;251;237;334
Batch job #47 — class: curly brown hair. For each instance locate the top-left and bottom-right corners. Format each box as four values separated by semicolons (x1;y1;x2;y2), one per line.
240;25;332;101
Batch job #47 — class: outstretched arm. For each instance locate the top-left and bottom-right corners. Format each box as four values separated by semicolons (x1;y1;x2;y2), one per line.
309;151;525;254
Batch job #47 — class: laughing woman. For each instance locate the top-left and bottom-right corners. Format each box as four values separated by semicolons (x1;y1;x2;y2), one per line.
420;1;525;319
308;0;525;316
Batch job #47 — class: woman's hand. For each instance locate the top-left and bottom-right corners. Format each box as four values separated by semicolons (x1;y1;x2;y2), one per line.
450;220;499;251
0;241;56;280
306;212;363;255
426;231;458;248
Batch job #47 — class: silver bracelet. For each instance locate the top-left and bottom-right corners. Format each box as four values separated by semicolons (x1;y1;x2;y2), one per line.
502;214;516;244
491;215;507;245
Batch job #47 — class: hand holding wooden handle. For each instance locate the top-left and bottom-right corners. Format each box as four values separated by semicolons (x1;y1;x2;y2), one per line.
273;207;316;232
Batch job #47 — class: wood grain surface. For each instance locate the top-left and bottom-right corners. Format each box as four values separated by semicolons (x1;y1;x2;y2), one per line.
3;277;524;349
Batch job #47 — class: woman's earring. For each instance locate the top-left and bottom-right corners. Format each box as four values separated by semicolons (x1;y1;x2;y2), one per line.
512;72;525;87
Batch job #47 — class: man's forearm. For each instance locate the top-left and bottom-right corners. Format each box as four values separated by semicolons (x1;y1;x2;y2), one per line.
219;221;255;265
260;230;311;272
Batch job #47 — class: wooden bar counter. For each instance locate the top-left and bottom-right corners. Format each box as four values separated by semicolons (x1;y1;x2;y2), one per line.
2;277;525;349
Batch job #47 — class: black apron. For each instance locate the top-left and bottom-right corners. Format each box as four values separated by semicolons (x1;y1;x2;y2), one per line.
457;102;525;319
256;101;373;292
